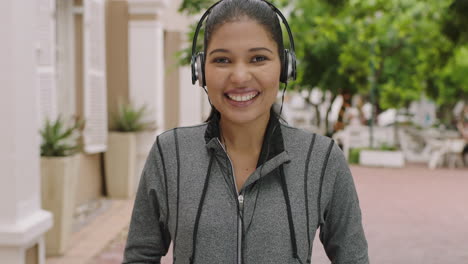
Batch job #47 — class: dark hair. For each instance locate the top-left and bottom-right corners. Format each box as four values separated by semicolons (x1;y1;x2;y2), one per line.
203;0;285;122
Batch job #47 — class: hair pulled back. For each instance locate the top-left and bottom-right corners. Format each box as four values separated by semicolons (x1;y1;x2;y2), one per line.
203;0;285;122
204;0;284;65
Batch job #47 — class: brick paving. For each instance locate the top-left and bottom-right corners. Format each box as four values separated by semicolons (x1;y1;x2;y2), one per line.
341;164;468;264
46;200;134;264
50;164;468;264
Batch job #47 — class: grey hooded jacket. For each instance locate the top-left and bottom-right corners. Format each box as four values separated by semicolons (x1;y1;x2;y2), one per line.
123;113;369;264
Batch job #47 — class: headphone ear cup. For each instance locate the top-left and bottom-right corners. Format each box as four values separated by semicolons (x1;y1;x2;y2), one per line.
195;52;206;87
198;52;206;87
281;49;297;83
290;51;297;81
191;55;198;85
280;49;289;84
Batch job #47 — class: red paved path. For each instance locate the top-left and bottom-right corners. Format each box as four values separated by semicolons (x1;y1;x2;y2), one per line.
93;164;468;264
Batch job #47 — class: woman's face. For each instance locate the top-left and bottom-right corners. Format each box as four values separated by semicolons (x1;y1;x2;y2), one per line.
205;18;281;126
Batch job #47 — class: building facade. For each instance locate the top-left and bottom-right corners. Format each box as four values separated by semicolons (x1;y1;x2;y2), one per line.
0;0;207;263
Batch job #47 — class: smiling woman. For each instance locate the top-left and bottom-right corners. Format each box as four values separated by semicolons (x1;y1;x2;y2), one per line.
123;1;369;264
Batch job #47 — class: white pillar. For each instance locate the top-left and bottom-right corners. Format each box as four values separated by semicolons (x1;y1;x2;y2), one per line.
0;1;53;263
128;0;169;133
159;0;206;126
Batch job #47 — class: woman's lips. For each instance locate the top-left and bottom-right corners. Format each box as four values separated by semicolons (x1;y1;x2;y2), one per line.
224;91;260;107
225;91;259;102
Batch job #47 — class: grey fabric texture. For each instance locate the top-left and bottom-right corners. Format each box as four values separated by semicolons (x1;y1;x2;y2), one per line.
123;121;369;264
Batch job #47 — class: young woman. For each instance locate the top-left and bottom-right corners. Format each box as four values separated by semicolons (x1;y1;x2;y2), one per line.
123;1;369;263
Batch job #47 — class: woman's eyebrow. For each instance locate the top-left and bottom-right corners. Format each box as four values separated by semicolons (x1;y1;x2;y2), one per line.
249;47;273;54
208;47;273;55
209;49;230;55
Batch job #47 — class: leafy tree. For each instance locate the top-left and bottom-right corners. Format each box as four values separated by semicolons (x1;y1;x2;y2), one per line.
288;0;468;133
434;0;468;124
177;0;468;131
179;0;216;15
442;0;468;46
288;0;358;133
431;46;468;124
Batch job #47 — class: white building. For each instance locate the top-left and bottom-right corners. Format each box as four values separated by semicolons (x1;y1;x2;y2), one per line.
0;0;207;263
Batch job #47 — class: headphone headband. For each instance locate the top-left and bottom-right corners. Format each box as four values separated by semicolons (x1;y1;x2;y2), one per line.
260;1;295;52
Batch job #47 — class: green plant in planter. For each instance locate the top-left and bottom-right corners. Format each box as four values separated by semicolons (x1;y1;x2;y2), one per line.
364;143;399;152
112;102;156;132
40;116;85;157
379;143;398;151
349;148;362;164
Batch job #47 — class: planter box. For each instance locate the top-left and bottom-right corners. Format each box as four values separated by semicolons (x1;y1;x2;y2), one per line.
40;154;80;256
105;132;137;199
359;150;405;168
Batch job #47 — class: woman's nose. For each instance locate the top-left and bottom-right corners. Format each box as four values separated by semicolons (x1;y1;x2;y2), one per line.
230;63;252;84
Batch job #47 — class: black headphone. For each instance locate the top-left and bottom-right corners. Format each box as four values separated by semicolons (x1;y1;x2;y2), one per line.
191;0;297;88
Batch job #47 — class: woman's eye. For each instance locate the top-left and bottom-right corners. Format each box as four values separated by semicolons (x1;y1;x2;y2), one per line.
252;56;268;63
213;57;230;64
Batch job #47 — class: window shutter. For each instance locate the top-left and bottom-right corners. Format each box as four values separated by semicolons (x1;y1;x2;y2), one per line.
83;0;107;153
37;0;57;129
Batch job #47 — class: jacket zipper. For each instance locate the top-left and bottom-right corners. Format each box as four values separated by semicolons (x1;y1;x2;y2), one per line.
237;194;244;264
217;139;243;264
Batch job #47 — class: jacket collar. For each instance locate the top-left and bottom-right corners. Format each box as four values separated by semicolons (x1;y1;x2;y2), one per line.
204;109;289;168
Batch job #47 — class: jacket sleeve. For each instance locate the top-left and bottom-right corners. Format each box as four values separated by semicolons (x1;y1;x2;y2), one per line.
319;143;369;264
123;138;171;264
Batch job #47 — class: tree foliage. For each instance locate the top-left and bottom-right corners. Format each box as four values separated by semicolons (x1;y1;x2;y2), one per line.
289;0;462;110
178;0;468;126
442;0;468;45
179;0;217;15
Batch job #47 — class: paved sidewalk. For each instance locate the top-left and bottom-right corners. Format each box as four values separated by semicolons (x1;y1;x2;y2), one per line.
343;164;468;264
46;199;134;264
50;164;468;264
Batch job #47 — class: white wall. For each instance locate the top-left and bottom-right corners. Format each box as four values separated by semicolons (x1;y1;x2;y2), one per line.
129;19;165;130
177;32;208;126
0;0;52;262
56;0;77;122
128;0;208;129
160;0;196;32
161;0;209;126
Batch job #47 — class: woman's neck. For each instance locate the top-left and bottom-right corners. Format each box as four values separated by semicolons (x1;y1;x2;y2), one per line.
219;112;270;155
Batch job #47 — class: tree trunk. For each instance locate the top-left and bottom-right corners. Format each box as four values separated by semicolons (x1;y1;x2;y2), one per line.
313;104;321;127
325;94;337;137
437;104;455;128
394;121;400;149
304;91;322;129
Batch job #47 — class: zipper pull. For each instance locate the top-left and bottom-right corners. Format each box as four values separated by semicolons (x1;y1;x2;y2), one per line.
238;194;244;212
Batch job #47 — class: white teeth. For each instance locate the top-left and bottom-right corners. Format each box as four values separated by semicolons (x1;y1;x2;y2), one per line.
227;92;258;102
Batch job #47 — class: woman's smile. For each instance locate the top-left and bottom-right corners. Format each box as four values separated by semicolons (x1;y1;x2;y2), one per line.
224;89;261;107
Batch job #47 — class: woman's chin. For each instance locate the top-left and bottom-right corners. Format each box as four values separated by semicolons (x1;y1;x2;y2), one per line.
220;108;270;126
214;94;275;126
